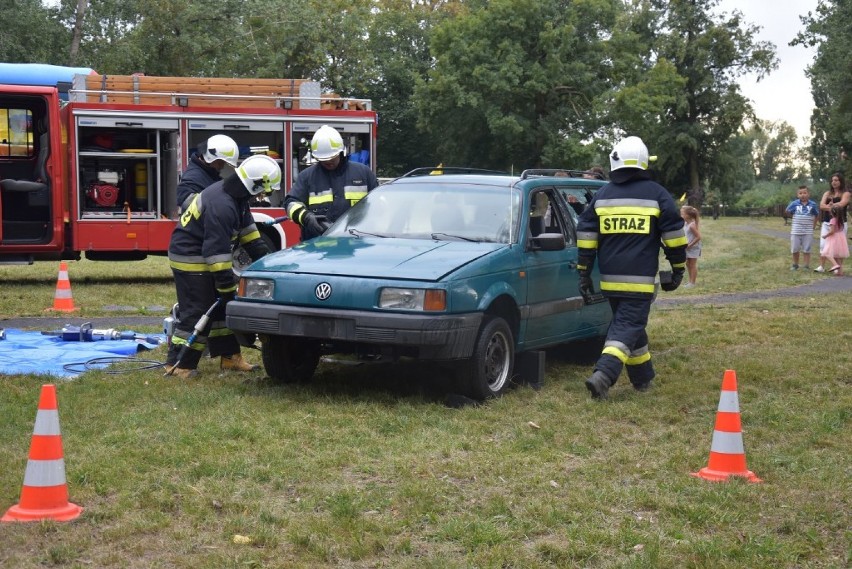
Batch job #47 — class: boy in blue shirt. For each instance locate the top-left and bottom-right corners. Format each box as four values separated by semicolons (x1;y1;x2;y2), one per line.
784;185;819;270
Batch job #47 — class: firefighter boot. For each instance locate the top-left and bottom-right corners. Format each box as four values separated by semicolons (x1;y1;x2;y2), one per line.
170;367;198;380
584;370;611;400
220;353;258;372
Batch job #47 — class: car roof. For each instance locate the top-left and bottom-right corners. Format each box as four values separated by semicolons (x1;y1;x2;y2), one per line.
386;167;607;190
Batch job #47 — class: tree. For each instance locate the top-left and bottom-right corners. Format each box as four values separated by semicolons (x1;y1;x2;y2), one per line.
608;0;776;205
794;0;852;180
413;0;618;171
0;0;68;64
749;120;799;182
362;1;453;176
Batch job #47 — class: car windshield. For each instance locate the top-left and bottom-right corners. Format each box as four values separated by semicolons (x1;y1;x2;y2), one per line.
326;182;521;243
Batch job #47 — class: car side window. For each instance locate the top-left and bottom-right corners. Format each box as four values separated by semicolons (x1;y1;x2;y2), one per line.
528;189;573;245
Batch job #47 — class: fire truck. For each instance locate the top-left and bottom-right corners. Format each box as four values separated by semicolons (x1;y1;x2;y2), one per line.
0;63;378;265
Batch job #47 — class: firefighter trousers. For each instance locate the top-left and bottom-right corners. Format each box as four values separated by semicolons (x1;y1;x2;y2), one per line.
166;269;239;369
594;297;655;388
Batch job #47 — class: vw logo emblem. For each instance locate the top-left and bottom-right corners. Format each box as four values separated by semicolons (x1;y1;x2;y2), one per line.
315;282;332;301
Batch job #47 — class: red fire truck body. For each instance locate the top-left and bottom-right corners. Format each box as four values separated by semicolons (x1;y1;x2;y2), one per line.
0;68;377;265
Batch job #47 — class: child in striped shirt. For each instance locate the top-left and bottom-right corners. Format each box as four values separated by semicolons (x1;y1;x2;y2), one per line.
784;185;819;270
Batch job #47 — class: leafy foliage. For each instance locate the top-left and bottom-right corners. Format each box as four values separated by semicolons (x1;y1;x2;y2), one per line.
794;0;852;180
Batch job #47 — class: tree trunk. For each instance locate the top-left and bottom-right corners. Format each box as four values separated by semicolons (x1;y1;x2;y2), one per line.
688;150;701;207
69;0;88;66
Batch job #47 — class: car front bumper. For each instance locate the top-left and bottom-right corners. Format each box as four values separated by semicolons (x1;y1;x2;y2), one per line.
226;300;483;360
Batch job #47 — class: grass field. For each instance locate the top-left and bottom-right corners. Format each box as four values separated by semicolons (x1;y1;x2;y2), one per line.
0;217;850;568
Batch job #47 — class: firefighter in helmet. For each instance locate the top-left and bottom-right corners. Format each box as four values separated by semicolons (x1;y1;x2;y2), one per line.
576;136;687;399
165;154;279;378
176;134;240;213
284;125;378;240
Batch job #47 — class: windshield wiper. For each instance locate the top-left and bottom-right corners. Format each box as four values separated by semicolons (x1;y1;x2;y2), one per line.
430;232;480;242
348;228;388;238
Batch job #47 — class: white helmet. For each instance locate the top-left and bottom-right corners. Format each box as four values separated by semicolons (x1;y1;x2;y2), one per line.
609;136;650;172
310;125;345;161
203;134;239;167
236;154;281;195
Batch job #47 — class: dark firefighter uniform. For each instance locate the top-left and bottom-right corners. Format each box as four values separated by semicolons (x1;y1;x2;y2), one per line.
176;154;220;213
284;155;378;240
576;170;686;390
166;174;270;371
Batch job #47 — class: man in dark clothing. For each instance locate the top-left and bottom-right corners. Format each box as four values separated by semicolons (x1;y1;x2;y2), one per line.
576;136;687;399
176;134;239;213
165;154;279;379
284;125;378;240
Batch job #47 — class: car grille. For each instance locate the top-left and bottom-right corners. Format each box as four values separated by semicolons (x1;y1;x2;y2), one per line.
355;327;396;341
243;318;279;333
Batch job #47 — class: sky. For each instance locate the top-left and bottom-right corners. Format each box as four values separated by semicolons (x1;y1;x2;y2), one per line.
715;0;819;141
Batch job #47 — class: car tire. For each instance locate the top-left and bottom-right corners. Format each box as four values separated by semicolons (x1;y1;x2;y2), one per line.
261;335;320;383
463;315;514;400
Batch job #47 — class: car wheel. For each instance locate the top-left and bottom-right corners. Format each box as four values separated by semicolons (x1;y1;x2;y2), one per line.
463;315;514;400
261;335;320;383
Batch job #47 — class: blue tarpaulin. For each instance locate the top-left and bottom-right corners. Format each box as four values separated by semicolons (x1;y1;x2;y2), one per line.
0;329;164;378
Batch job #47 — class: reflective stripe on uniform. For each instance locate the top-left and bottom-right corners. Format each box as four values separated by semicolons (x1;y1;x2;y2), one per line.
307;190;334;206
602;340;630;363
662;228;688;248
577;231;598;249
599;274;657;294
626;344;651;365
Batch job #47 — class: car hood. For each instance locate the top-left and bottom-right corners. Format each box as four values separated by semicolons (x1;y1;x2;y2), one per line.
249;237;505;281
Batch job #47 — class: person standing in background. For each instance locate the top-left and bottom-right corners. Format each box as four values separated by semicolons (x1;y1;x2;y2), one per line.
784;185;819;271
822;206;849;275
680;205;702;286
814;173;850;273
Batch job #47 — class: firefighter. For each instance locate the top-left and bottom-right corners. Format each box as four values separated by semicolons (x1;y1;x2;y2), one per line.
576;136;687;399
176;134;240;213
165;154;279;378
284;125;378;239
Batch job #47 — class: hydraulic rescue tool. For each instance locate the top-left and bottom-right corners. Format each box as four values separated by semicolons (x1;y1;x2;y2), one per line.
163;299;220;376
41;322;161;344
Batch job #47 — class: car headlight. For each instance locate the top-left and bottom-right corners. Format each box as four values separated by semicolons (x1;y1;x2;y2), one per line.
239;278;275;300
379;288;446;311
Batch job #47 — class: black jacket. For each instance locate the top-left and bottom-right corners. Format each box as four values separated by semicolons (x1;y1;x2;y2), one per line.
284;155;378;239
177;154;221;212
168;175;269;293
577;170;687;298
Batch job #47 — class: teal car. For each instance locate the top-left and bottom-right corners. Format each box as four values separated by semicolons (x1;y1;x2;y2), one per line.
226;168;611;400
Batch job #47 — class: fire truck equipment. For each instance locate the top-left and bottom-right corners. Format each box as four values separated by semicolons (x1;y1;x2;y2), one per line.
86;182;120;207
134;162;147;209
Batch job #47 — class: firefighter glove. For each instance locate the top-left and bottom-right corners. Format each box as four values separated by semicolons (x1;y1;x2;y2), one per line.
660;268;684;292
578;272;595;304
219;290;236;306
302;211;331;237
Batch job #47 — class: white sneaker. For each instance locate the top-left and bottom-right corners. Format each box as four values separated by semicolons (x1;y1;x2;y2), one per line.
682;282;694;288
814;266;825;273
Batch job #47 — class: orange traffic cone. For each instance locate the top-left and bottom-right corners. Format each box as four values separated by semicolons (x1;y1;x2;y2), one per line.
2;384;83;522
691;370;762;483
46;261;78;312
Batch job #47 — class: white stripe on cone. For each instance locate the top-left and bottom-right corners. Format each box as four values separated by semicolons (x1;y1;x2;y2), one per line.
709;430;746;455
23;459;68;487
33;410;61;435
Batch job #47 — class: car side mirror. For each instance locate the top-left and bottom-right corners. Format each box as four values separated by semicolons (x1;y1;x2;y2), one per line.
530;232;565;251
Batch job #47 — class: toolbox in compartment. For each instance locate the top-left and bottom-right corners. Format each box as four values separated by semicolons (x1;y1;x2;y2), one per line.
75;116;177;219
